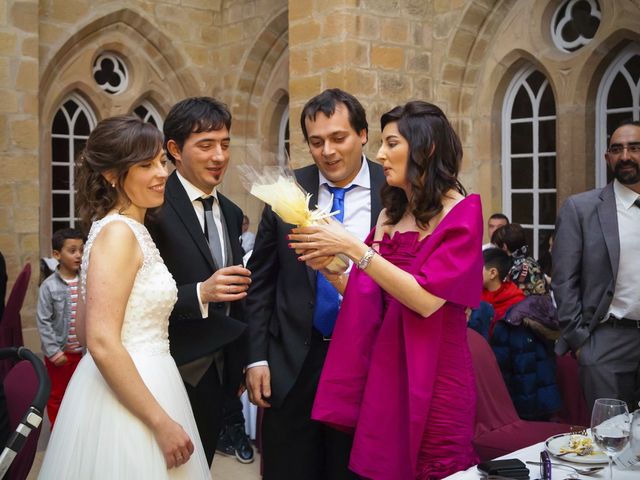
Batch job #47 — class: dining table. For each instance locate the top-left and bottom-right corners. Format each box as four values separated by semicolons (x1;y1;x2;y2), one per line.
444;440;640;479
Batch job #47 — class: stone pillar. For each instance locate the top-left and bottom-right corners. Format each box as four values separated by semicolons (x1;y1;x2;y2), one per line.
288;0;433;167
0;0;39;350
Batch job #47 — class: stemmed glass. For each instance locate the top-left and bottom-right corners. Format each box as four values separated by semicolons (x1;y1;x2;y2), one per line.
591;398;631;480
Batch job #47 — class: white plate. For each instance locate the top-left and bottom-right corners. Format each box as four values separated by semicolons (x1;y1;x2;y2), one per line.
545;433;609;464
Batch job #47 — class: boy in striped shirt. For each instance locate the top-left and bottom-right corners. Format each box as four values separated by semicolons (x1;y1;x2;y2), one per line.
36;228;84;427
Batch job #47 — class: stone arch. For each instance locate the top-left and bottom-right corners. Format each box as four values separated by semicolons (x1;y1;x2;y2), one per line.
231;8;288;143
39;7;198;252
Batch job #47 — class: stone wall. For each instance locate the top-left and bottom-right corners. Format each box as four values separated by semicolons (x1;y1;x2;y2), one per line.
2;0;640;350
0;0;40;348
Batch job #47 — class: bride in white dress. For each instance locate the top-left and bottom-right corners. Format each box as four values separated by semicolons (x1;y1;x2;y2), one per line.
38;116;210;479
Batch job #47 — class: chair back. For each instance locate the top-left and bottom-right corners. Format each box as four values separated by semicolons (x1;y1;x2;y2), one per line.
3;360;42;480
0;264;32;380
555;354;590;426
467;328;520;437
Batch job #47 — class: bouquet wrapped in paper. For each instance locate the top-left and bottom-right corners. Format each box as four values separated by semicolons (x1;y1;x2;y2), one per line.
237;164;349;273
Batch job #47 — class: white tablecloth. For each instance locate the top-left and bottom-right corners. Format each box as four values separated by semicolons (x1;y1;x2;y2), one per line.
444;441;640;480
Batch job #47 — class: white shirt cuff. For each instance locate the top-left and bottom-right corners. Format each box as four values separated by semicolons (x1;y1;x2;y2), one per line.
196;282;209;318
246;361;268;369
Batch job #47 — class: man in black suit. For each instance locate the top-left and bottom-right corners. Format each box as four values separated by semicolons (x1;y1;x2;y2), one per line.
149;97;251;465
245;89;385;479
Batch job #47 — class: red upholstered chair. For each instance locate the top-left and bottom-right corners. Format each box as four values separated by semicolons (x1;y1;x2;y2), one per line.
0;263;32;381
468;329;573;461
3;360;43;480
554;354;590;427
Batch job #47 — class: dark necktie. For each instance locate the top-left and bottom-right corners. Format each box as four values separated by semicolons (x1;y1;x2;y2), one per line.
634;197;640;209
312;184;356;337
198;196;225;269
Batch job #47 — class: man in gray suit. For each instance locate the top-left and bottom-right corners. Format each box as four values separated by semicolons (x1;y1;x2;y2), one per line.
553;120;640;411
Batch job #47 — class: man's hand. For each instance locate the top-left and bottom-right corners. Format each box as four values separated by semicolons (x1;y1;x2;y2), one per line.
246;366;272;408
52;353;68;367
200;265;251;304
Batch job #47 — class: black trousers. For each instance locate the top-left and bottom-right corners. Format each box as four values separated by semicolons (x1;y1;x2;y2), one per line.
262;332;357;480
184;361;223;466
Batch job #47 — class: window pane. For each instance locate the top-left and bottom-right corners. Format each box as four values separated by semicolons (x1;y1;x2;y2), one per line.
539;156;556;189
63;100;78;117
134;105;148;118
73;139;87;162
147;116;158;128
511;157;533;189
52;221;70;232
607;73;632;110
52;110;68;135
52;165;70;190
522;227;534;252
539;120;556;153
75;111;91;135
539;86;556;116
607;112;632;142
625;54;640;78
52;193;70;217
512;193;533;224
511;87;533;119
51;137;69;163
539;193;557;225
526;70;545;95
511;122;532;154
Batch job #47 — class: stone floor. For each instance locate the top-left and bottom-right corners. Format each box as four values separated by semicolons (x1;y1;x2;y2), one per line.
26;417;262;479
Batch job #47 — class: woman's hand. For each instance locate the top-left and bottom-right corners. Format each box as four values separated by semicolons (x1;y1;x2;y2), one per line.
288;219;366;264
152;416;195;469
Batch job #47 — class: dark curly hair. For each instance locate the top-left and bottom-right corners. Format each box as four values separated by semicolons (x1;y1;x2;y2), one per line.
380;101;466;228
75;116;163;232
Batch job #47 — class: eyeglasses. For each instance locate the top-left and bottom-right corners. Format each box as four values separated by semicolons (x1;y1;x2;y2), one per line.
607;144;640;155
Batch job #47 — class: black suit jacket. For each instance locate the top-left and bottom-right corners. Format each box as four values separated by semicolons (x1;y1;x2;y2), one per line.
148;172;247;379
245;160;385;408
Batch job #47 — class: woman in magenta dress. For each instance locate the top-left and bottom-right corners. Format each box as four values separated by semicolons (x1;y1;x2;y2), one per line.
289;101;483;479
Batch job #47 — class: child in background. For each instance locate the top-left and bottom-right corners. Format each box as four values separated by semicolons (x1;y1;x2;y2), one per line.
481;247;525;337
36;228;84;427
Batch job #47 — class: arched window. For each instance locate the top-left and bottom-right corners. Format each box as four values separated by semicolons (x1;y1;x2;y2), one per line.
278;105;290;167
502;66;557;258
595;44;640;187
50;93;97;232
133;100;163;129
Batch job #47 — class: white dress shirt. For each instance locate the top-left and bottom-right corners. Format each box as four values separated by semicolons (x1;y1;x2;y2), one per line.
247;156;374;369
176;171;227;318
606;180;640;321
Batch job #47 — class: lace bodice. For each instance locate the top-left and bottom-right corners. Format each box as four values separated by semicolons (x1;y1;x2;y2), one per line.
81;215;177;355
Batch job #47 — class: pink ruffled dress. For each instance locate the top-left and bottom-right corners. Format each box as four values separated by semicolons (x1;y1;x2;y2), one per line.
312;195;483;480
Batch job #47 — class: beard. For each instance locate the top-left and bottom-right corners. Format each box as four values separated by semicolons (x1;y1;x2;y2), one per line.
614;160;640;185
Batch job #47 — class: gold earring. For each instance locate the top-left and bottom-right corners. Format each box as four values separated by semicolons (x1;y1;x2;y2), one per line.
111;182;115;188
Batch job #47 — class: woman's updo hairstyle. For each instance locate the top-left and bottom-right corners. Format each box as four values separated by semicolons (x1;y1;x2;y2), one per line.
380;101;466;229
75;115;163;232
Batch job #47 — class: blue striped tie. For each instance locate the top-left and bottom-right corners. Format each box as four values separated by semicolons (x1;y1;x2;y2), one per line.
312;185;356;337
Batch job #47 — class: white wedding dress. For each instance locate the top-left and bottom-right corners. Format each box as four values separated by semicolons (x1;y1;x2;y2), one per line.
38;215;211;479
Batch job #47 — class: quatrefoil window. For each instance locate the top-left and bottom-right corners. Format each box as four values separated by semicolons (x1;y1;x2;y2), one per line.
551;0;601;53
92;53;129;95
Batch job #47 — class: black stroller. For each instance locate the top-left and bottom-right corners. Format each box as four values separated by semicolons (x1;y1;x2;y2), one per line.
0;347;50;479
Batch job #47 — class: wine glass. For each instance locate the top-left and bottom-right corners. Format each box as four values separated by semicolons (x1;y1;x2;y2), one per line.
591;398;631;480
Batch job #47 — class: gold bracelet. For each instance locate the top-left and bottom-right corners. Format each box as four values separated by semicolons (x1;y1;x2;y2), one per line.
356;247;376;270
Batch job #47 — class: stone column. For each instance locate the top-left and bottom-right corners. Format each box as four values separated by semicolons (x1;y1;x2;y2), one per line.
288;0;433;166
0;0;39;349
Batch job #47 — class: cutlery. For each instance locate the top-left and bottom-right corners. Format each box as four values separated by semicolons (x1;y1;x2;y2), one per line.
527;461;604;476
